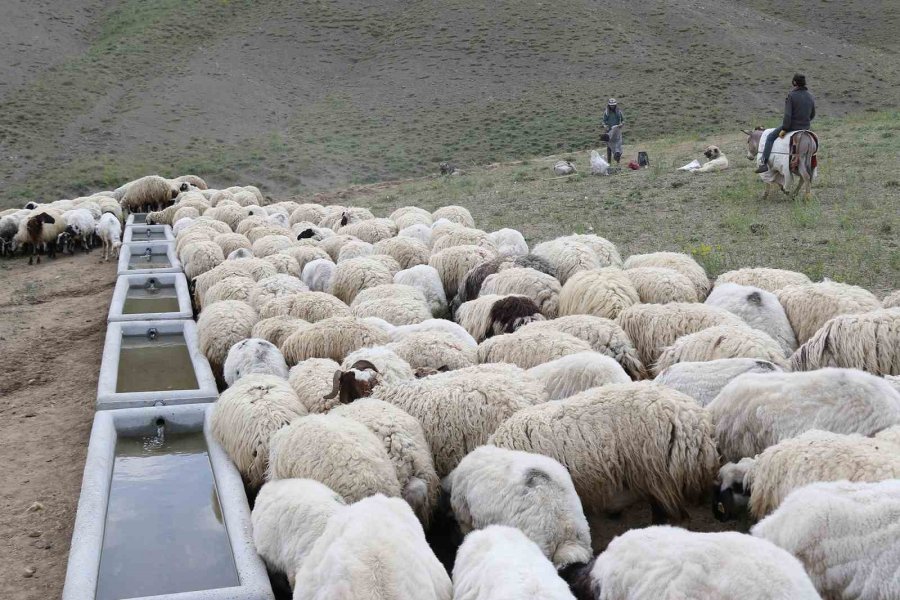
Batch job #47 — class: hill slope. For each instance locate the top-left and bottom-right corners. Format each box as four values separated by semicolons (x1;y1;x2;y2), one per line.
1;0;898;206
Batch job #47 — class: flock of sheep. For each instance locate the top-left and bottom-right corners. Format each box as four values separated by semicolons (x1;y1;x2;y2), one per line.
10;173;900;600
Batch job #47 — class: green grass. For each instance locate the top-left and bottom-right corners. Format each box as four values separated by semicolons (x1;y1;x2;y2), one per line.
296;111;900;295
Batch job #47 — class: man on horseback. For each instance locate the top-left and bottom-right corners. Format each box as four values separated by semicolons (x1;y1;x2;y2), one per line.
602;98;625;165
755;74;816;173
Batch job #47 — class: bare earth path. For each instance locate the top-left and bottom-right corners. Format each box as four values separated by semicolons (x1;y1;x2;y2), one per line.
0;252;116;600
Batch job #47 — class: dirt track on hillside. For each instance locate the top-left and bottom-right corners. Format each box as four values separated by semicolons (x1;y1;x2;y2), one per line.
0;251;116;600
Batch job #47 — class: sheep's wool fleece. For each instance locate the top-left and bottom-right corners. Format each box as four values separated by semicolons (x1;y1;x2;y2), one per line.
330;399;439;526
709;368;900;462
258;291;350;323
616;302;745;367
744;430;900;519
251;316;311;349
705;282;798;354
446;446;591;568
528;352;631;400
624;251;710;300
589;526;819;600
288;358;342;414
776;281;882;345
480;267;561;318
251;479;345;586
715;267;811;293
477;328;593;370
268;414;401;502
223;338;289;386
341;346;415;384
197;300;259;371
653;358;781;407
653;325;789;375
558;267;640;320
517;315;647;380
489;382;719;517
791;308;900;376
386;330;477;372
281;316;389;365
293;495;452;600
625;266;698;304
210;375;306;488
752;479;900;600
883;290;900;309
531;239;599;284
372;363;545;477
452;526;577;600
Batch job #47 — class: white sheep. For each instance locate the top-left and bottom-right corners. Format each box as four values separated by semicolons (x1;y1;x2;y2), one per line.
390;206;433;230
429;244;496;300
455;294;544;343
390;318;478;348
197;299;259;375
251;479;345;589
624;251;710;299
193;259;277;304
489;381;719;520
883;290;900;309
287;357;342;414
373;236;430;270
293;495;452;600
715;267;811;292
387;330;477;373
267;414;401;502
394;264;450;318
556;234;622;268
182;240;225;280
95;212;122;261
257;291;350;323
791;308;900;376
624;267;698;304
251;316;310;348
398;223;433;247
290;203;327;225
516;315;647;380
714;430;900;521
480;267;561;318
446;445;592;568
371;363;546;476
432;226;496;253
653;325;789;375
223;338;289;386
528;352;631;400
350;289;432;326
752;479;900;600
210;374;306;488
653;358;781;406
329;256;395;304
487;228;528;257
706;282;797;354
708;368;900;461
575;526;819;600
477;328;593;369
452;526;578;600
299;258;336;293
330;398;439;526
558;268;640;320
248;275;309;310
777;280;882;345
337;217;397;244
280;316;389;365
531;238;599;284
336;239;373;262
432;205;475;228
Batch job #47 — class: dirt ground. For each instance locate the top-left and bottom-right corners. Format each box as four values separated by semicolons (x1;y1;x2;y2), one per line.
0;251;116;600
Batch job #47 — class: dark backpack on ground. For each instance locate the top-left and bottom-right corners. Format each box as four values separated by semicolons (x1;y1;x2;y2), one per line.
638;151;650;167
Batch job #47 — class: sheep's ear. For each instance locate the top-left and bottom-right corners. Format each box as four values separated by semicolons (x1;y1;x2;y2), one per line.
323;370;342;400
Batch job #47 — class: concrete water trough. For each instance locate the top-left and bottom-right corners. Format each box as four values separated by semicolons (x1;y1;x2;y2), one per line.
63;403;274;600
117;241;181;276
108;273;193;322
125;213;148;226
97;319;217;410
123;223;174;244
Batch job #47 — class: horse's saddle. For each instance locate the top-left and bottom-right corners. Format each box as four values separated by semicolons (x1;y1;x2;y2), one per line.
788;130;819;172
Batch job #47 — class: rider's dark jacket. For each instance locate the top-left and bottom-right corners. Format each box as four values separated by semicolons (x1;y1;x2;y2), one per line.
781;87;816;131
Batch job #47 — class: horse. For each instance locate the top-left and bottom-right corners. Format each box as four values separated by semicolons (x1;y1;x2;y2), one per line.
743;127;818;200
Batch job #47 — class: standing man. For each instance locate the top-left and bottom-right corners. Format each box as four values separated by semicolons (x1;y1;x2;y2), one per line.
756;74;816;173
602;98;625;164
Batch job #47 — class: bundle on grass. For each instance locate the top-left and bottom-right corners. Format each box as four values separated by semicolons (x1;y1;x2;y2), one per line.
477;328;592;369
267;414;402;502
708;368;900;462
751;479;900;600
558;268;639;320
480;267;561;318
705;282;797;355
489;381;719;521
445;446;592;568
280;316;389;364
625;266;698;304
616;302;744;367
652;325;788;375
623;251;710;299
776;280;881;345
715;267;811;292
370;363;546;477
209;374;306;489
455;294;544;343
791;307;900;376
528;352;631;400
516;315;647;380
653;358;781;406
569;526;819;600
714;430;900;521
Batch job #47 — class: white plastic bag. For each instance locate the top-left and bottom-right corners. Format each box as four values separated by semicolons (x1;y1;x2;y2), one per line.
678;159;701;171
590;150;610;175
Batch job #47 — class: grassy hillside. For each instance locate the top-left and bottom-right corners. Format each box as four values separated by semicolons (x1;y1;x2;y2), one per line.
1;0;898;206
297;111;900;295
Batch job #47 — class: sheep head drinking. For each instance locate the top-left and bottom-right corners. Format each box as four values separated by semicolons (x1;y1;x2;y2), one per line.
324;360;380;404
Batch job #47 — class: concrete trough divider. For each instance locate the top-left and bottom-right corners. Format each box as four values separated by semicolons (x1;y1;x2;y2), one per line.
62;403;274;600
97;319;217;410
117;241;181;276
123;223;174;244
125;213;148;226
108;273;193;322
